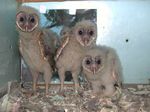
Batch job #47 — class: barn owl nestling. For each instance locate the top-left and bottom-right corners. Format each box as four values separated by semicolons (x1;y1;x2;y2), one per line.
82;45;122;97
16;6;58;95
55;20;97;92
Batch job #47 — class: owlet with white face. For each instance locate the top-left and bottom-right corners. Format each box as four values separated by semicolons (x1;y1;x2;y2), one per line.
82;45;122;97
56;20;97;92
16;6;58;95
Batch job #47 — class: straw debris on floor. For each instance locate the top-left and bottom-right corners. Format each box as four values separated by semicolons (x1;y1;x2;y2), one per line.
0;81;150;112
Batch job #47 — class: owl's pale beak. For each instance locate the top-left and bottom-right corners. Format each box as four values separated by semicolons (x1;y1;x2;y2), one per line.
24;22;29;31
25;26;28;32
90;64;97;74
82;35;90;46
93;69;96;74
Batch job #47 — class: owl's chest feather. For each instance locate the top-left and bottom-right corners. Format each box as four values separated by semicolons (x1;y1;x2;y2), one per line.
56;39;84;70
19;36;45;71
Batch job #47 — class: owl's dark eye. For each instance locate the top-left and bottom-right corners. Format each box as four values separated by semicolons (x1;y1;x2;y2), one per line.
30;17;35;23
86;59;91;65
89;30;94;36
96;59;101;65
78;30;83;35
20;17;24;22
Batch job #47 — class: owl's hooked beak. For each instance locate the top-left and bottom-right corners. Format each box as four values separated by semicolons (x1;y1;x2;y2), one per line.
82;36;89;45
25;22;33;32
90;64;97;75
25;26;28;32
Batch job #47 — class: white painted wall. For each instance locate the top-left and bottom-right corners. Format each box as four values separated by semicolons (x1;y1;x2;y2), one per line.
97;1;150;84
25;1;150;84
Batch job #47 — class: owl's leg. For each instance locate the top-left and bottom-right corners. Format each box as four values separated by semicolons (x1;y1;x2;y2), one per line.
89;81;107;97
92;84;100;94
72;71;80;92
103;84;115;97
43;63;52;95
58;68;65;92
30;70;39;94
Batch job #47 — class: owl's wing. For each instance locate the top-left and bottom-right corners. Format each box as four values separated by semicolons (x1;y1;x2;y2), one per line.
41;29;60;71
37;31;48;61
111;59;121;85
55;35;70;61
105;46;122;87
111;54;123;88
42;28;60;54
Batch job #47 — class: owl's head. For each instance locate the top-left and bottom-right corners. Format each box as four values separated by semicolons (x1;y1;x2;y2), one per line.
82;47;107;74
16;6;40;32
73;20;97;47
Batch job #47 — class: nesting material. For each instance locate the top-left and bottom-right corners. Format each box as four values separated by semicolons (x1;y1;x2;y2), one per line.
0;82;150;112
